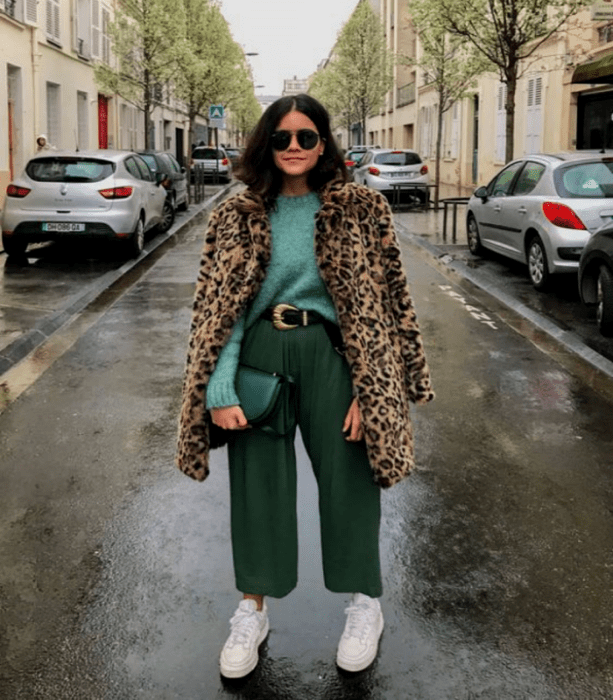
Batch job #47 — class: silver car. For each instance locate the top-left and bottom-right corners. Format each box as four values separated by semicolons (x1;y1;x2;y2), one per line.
191;146;232;183
1;150;167;259
353;148;429;201
467;152;613;289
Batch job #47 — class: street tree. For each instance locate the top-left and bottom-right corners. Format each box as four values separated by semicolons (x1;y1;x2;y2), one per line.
430;0;589;162
309;64;357;146
94;0;186;150
405;7;487;205
312;0;393;144
175;0;252;154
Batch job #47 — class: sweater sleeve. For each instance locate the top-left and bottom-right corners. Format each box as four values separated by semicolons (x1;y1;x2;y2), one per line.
205;313;246;409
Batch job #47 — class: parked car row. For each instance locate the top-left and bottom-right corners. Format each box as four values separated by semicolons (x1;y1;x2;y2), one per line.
467;151;613;336
1;149;189;260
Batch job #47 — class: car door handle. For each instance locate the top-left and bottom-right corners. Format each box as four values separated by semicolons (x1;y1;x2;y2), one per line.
517;207;527;214
494;205;501;212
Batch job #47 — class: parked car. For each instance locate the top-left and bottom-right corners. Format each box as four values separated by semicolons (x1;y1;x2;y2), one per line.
578;221;613;336
191;146;232;182
225;147;244;170
352;148;429;202
1;150;167;259
467;152;613;290
138;150;188;217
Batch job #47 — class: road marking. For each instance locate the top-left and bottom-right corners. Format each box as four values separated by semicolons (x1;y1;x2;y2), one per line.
438;285;498;330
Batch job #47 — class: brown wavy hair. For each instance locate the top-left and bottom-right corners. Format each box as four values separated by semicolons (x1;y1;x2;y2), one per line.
234;94;347;206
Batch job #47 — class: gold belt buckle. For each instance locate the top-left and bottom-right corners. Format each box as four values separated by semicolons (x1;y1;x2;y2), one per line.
272;303;299;330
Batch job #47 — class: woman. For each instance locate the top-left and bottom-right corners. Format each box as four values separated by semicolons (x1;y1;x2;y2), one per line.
177;94;434;678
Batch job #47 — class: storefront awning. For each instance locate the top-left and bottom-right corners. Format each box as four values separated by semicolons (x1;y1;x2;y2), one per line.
572;53;613;84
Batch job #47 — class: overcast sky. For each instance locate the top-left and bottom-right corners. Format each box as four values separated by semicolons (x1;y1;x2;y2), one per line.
218;0;359;96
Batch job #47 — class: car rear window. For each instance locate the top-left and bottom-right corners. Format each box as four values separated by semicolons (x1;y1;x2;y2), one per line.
555;161;613;198
374;152;421;166
193;148;223;159
26;158;114;183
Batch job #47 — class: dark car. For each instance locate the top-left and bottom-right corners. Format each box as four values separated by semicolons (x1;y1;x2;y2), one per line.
225;147;244;170
578;222;613;336
138;151;188;218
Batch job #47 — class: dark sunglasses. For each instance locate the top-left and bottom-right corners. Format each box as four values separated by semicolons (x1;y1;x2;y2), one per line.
271;129;321;151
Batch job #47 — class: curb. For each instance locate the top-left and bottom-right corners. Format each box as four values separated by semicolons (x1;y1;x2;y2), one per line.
0;183;241;376
394;218;613;384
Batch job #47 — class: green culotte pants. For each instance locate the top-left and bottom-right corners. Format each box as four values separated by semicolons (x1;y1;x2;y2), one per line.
227;317;382;599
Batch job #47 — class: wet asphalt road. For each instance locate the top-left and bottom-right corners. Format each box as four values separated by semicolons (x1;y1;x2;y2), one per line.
1;203;613;698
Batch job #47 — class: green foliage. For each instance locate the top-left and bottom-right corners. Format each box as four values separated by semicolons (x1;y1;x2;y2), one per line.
94;0;186;110
310;0;394;140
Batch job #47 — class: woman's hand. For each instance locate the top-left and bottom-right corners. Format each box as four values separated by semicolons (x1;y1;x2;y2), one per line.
210;405;250;431
342;397;363;442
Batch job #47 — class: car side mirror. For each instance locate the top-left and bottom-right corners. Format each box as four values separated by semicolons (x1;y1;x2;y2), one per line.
474;185;488;201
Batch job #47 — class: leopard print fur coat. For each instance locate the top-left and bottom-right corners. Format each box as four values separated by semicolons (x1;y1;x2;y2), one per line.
176;179;434;488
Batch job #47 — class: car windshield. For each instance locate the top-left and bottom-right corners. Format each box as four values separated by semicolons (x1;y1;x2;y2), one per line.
347;152;365;162
555;161;613;198
26;158;114;183
374;152;421;166
193;148;222;159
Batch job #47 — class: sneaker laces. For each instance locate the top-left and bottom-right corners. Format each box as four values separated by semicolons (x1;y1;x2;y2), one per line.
342;600;379;644
227;603;262;648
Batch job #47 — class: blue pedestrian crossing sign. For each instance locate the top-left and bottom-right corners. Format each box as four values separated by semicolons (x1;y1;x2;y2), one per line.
209;105;224;120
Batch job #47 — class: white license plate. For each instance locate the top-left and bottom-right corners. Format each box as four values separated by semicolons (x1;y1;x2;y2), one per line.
42;222;85;232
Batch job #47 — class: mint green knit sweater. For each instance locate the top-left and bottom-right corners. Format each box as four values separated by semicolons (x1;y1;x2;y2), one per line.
206;192;338;409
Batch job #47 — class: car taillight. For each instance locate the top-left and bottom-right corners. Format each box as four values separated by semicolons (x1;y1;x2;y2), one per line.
222;158;229;166
368;167;381;176
542;202;586;230
6;184;31;198
345;160;356;167
420;165;428;176
99;186;133;199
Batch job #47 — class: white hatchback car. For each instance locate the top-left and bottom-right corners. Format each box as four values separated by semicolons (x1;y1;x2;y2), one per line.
191;146;232;183
353;148;429;201
467;152;613;289
1;150;167;259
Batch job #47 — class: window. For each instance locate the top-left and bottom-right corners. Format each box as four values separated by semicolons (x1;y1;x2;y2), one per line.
46;82;61;147
513;162;546;195
488;161;523;197
101;6;110;63
91;0;100;57
134;155;154;181
26;157;114;182
3;0;37;24
45;0;60;44
599;23;613;44
555;162;613;198
125;157;142;179
373;152;422;166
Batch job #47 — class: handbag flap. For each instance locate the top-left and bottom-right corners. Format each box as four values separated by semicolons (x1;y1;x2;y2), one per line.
235;365;283;423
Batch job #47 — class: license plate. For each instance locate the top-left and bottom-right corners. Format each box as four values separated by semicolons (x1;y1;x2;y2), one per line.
42;222;85;232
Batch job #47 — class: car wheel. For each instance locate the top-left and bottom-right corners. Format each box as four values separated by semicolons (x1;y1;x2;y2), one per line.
527;235;550;290
467;215;483;255
126;217;145;258
597;265;613;336
157;198;175;233
2;233;28;258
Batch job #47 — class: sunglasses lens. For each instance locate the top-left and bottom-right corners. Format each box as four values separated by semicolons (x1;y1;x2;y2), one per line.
298;130;320;150
271;131;291;150
271;130;320;151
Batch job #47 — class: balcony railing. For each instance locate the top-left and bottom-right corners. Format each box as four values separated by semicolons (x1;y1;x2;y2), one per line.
397;82;416;108
4;0;17;18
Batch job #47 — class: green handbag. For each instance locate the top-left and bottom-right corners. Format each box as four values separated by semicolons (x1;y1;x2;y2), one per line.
235;364;295;436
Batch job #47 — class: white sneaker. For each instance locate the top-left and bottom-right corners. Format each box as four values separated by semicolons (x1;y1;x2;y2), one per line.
219;599;269;678
336;593;384;672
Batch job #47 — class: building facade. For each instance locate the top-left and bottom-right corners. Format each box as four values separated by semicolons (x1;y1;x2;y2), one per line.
1;0;205;207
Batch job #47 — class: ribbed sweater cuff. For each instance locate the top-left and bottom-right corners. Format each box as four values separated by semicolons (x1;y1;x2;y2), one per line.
206;380;240;410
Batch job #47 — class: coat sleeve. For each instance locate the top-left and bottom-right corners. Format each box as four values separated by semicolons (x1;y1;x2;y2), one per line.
175;205;223;481
375;192;435;405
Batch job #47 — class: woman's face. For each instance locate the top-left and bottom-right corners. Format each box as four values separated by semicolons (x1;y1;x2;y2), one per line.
272;110;325;186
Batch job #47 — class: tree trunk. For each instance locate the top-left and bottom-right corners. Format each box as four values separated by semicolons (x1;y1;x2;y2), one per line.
144;68;151;150
505;65;518;163
435;98;443;210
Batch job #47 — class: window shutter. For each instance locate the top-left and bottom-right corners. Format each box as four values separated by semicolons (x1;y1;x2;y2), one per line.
525;76;543;154
496;83;507;162
451;102;460;160
46;0;60;42
101;6;110;63
91;0;100;58
24;0;38;25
